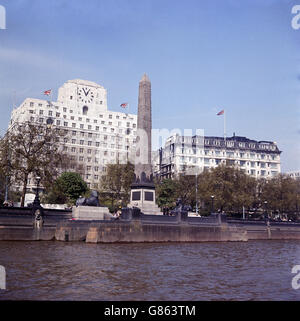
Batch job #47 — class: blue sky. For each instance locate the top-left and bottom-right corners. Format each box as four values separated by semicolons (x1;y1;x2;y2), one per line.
0;0;299;171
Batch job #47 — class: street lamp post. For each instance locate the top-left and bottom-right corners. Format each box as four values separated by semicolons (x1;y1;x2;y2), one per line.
211;195;215;214
31;176;44;229
32;176;41;208
4;176;8;202
264;200;268;220
195;171;198;215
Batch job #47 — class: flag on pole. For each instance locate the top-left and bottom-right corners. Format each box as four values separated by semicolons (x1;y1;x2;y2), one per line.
216;109;226;142
120;103;128;108
44;89;52;96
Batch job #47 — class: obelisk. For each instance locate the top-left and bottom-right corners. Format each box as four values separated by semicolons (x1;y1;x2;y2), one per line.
130;73;162;214
135;73;152;181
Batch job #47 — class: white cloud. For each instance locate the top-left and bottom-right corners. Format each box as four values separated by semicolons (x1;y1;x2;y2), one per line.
0;47;66;70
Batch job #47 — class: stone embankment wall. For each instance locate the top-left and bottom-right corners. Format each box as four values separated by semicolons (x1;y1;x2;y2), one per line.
0;207;300;242
0;207;72;241
228;219;300;240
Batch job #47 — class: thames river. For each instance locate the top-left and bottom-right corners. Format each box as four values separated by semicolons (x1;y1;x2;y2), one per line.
0;240;300;300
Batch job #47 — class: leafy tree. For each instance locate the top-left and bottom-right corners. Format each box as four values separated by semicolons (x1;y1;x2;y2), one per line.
0;135;11;203
0;122;68;207
43;172;89;205
260;174;298;214
155;166;300;217
120;162;135;205
100;162;135;208
230;168;257;212
41;183;68;205
101;163;123;207
197;164;257;213
155;178;178;208
0;167;6;204
155;165;300;217
174;174;197;208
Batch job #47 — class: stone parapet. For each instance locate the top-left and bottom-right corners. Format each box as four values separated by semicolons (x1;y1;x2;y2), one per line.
72;206;113;220
1;208;300;242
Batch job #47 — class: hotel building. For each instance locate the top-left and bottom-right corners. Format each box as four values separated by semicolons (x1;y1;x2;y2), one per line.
287;171;300;179
154;134;281;179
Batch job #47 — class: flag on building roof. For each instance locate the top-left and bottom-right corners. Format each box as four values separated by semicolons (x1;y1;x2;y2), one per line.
217;109;224;115
44;89;52;96
120;103;128;108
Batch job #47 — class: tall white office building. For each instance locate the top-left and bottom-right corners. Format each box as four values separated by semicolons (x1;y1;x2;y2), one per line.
9;79;137;191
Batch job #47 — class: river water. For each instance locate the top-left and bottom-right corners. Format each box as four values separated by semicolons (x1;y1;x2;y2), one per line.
0;240;300;301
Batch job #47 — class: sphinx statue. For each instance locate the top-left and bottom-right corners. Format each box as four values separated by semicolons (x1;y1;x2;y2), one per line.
76;190;100;207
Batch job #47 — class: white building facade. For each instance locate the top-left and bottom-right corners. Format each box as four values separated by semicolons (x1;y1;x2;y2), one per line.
154;134;281;179
9;79;137;190
287;171;300;179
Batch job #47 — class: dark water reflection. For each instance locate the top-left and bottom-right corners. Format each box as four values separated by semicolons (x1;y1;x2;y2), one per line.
0;240;300;300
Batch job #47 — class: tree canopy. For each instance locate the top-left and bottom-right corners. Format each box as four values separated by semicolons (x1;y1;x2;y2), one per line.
155;178;177;208
43;172;88;205
155;164;300;216
259;174;300;213
197;165;257;212
0;122;71;206
100;162;135;210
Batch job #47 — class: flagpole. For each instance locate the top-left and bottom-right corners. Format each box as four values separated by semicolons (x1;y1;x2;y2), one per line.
224;109;226;144
50;90;53;107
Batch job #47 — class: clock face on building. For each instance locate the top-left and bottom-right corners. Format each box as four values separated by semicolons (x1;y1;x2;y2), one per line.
78;87;94;104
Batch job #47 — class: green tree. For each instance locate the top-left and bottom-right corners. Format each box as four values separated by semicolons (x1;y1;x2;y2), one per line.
174;174;197;208
197;164;257;213
100;162;135;209
0;123;68;207
155;178;178;208
43;172;88;205
120;162;135;205
0;167;6;204
260;174;298;214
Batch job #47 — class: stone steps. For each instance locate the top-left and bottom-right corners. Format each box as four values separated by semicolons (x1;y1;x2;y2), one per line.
139;204;163;215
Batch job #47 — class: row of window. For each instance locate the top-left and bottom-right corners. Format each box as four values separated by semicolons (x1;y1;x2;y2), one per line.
63;138;131;145
55;129;136;143
29;101;103;110
67;131;134;143
64;145;130;153
203;139;277;151
179;157;278;168
241;169;277;176
28;102;135;121
199;167;278;177
70;163;102;172
28;173;101;185
68;152;127;163
175;148;279;161
84;174;100;180
32;117;136;134
30;109;136;127
30;112;136;127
